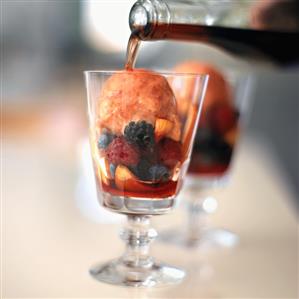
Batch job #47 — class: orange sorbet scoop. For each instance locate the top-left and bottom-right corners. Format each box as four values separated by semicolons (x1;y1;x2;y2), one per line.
97;69;181;141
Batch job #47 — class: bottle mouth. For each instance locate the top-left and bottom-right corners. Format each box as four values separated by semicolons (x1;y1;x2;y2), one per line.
129;1;154;39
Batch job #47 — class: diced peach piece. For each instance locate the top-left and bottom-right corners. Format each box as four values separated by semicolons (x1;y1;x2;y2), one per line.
167;117;181;141
182;104;198;157
155;118;173;141
115;165;154;192
224;126;239;146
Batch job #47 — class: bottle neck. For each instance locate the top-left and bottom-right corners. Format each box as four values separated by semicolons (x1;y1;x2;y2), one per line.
129;0;170;40
129;0;251;40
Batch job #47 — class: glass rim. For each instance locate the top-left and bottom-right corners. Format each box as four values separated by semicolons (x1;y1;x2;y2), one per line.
84;69;209;78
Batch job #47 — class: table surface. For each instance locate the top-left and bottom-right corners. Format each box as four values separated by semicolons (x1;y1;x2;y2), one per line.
3;136;298;298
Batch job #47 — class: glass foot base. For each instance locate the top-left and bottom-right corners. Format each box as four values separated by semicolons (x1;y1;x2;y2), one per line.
90;259;185;287
159;228;239;249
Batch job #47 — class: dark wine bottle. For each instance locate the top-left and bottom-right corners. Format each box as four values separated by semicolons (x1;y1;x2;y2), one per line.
129;0;299;65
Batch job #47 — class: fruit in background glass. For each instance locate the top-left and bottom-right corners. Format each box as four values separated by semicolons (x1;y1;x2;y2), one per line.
171;61;239;176
208;103;237;135
172;61;232;119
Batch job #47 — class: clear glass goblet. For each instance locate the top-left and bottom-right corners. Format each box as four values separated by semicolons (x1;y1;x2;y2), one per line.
160;69;253;249
84;70;208;287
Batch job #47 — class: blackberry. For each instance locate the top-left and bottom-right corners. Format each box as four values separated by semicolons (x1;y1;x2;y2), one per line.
124;121;155;148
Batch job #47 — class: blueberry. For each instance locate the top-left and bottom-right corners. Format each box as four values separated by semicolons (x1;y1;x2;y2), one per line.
130;159;152;180
149;165;170;182
109;164;116;178
97;132;115;149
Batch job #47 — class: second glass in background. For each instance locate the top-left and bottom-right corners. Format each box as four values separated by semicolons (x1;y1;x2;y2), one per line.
160;61;254;249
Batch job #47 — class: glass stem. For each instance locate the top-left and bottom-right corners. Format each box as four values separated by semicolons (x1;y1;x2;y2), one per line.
120;215;157;270
185;197;207;243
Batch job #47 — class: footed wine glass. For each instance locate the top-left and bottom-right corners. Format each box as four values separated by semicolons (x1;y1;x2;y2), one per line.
160;62;253;249
84;70;208;287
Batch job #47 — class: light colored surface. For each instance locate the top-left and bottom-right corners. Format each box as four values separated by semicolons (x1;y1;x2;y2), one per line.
3;137;298;298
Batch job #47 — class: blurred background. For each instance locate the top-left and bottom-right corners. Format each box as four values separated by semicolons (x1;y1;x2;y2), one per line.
2;0;298;298
3;0;298;197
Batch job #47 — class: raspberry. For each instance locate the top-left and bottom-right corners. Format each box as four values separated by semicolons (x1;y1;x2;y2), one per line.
158;138;182;168
105;137;140;166
208;104;237;135
124;121;155;148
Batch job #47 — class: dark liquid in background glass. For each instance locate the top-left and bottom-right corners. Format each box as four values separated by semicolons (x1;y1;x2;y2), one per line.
188;111;239;177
